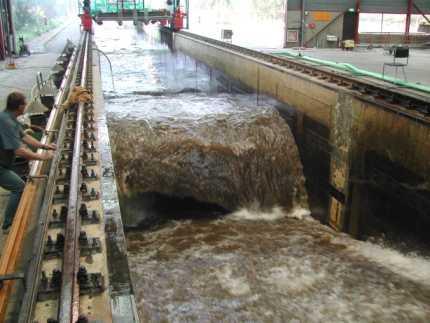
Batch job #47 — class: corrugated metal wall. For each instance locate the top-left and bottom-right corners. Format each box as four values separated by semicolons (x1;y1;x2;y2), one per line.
287;0;430;14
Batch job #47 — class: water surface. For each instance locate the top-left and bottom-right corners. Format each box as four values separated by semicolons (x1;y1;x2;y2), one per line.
96;23;430;322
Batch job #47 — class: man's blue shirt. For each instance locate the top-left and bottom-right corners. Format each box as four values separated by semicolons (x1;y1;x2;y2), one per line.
0;111;24;168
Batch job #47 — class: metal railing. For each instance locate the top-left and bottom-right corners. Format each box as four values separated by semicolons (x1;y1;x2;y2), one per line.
0;35;81;322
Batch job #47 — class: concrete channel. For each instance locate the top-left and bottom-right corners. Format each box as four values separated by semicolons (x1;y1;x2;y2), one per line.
171;30;430;241
1;24;430;321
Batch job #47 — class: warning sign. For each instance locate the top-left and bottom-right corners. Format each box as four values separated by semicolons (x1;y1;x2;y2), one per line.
312;11;332;22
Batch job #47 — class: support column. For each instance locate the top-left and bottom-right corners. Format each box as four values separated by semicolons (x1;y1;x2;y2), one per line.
328;92;360;233
300;0;305;47
405;0;413;43
283;0;288;48
5;0;15;55
185;0;190;29
354;0;361;44
0;14;5;60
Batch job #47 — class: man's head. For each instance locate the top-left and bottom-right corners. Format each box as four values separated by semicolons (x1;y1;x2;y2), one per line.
6;92;27;116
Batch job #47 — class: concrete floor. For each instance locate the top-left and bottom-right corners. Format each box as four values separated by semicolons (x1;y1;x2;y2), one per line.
0;20;80;244
270;47;430;87
0;20;80;109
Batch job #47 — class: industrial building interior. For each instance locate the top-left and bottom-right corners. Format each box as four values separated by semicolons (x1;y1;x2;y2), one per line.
0;0;429;322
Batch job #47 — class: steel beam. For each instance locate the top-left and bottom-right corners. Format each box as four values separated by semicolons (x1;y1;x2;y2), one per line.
405;0;413;43
59;32;90;323
283;0;288;48
300;0;305;47
5;0;15;54
354;0;361;44
0;14;5;60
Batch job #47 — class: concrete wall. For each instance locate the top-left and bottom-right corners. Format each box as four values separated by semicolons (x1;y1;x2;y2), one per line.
359;33;430;45
173;32;430;237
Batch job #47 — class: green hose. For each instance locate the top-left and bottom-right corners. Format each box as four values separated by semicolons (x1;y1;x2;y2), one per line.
270;50;430;95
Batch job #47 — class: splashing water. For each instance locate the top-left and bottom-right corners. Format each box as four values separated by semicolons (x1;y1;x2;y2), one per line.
126;208;430;323
96;23;430;322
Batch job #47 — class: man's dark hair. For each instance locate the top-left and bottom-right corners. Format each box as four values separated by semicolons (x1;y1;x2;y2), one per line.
6;92;26;111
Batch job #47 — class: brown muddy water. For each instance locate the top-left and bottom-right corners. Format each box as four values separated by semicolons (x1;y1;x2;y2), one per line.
96;23;430;322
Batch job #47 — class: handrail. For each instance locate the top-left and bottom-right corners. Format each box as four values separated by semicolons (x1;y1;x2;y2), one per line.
29;38;81;179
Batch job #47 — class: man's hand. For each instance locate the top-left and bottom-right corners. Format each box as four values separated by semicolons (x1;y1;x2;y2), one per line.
39;151;54;161
43;143;57;150
15;147;54;162
23;135;57;151
24;128;34;135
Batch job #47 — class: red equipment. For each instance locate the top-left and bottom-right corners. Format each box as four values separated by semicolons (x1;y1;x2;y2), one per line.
81;11;93;32
172;7;185;31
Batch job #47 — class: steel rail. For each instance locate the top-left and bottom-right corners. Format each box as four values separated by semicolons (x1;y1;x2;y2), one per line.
17;34;84;323
177;30;430;121
0;37;81;322
29;38;81;179
59;31;90;323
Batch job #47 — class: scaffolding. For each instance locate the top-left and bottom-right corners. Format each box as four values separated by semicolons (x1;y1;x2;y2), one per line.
85;0;173;24
91;0;145;14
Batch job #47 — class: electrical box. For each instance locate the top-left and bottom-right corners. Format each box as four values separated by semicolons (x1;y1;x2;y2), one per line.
326;35;338;42
221;29;233;42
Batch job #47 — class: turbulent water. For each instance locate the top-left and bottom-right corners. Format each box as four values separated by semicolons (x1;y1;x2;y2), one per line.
96;24;430;322
109;101;306;214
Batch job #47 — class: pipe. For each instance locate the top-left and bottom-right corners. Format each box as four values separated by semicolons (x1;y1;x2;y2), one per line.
271;50;430;94
95;47;115;91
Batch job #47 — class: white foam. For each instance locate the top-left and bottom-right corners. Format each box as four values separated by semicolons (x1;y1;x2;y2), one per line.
230;206;310;222
215;265;251;296
263;265;326;293
286;207;311;220
346;239;430;286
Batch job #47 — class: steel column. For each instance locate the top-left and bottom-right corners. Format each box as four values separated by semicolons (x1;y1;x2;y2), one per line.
354;0;361;44
59;32;89;323
300;0;305;47
5;0;15;54
405;0;413;43
0;14;5;60
283;0;288;48
185;0;189;29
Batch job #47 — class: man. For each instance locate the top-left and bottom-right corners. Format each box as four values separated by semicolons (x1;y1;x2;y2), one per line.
0;92;55;232
80;8;93;33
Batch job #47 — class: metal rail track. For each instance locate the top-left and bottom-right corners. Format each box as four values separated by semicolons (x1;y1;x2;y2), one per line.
39;31;104;322
177;30;430;123
0;31;107;322
0;35;81;322
42;31;104;322
59;31;91;323
17;34;83;323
